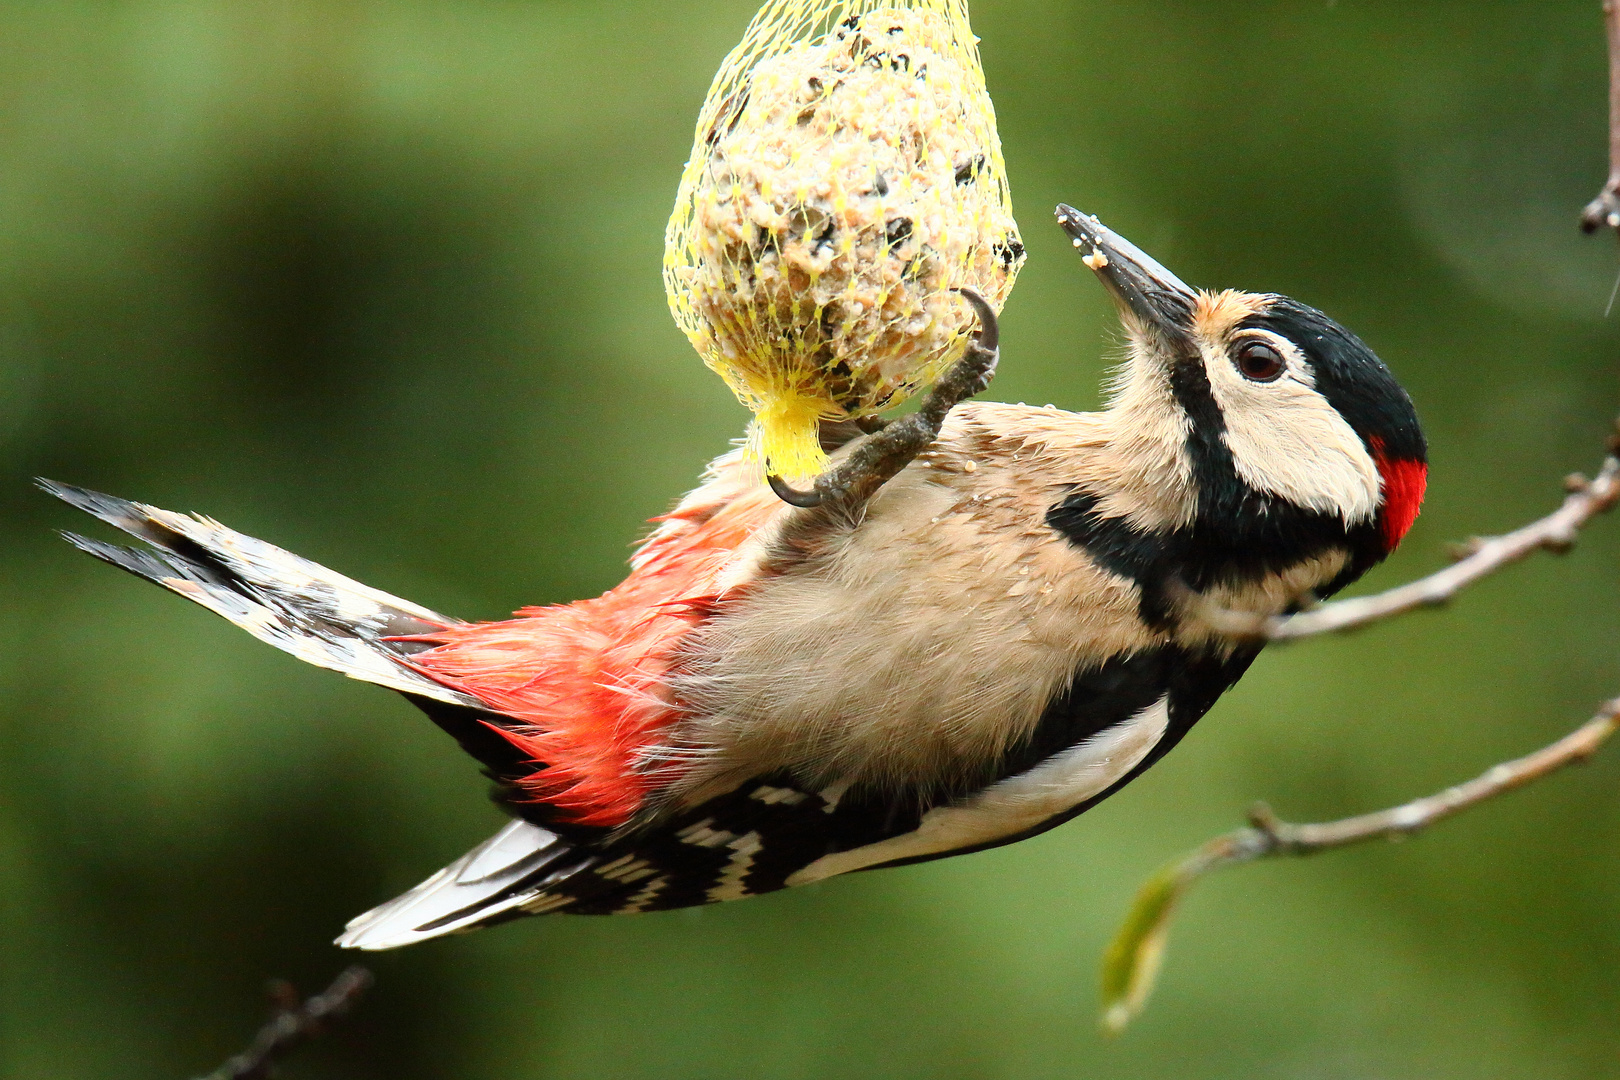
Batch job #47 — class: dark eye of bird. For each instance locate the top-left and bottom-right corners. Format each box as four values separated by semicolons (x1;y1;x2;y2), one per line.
1235;341;1286;383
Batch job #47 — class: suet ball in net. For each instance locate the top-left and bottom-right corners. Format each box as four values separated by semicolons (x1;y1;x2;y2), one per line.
665;0;1024;481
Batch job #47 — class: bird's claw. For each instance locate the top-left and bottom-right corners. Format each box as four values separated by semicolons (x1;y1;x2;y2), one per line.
766;289;1000;509
768;474;825;508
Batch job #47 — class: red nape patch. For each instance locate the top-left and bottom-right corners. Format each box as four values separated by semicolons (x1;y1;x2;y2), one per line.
1373;441;1427;552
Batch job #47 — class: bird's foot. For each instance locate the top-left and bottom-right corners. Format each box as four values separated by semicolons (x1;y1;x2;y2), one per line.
767;289;1000;510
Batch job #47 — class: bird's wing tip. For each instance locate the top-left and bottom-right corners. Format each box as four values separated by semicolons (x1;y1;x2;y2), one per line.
336;820;573;950
37;477;99;501
333;926;413;952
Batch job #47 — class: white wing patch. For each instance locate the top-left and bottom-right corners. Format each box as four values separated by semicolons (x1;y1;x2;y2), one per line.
785;695;1172;887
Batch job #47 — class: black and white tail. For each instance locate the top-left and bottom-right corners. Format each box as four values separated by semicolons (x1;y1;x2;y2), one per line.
41;480;591;949
40;480;482;706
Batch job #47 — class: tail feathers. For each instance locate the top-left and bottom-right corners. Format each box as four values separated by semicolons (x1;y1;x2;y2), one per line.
42;480;481;709
337;819;585;950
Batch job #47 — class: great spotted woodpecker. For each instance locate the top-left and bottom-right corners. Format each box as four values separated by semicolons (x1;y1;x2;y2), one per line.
45;206;1426;949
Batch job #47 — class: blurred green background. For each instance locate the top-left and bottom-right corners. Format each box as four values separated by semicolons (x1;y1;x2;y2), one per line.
2;1;1618;1077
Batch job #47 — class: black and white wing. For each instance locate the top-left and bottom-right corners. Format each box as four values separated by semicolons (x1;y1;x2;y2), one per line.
336;643;1264;944
337;651;1227;943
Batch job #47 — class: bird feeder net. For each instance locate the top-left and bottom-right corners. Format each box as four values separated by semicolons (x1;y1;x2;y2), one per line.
664;0;1024;482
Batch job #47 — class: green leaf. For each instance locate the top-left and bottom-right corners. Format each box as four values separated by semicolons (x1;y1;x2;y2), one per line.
1100;831;1257;1036
1098;858;1193;1036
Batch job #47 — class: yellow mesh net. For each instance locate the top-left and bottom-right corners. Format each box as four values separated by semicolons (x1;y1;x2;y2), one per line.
664;0;1024;481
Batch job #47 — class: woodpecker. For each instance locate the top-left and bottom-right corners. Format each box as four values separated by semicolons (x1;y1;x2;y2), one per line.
45;206;1426;950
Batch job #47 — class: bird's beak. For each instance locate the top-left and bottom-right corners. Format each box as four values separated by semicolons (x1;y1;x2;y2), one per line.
1055;205;1196;346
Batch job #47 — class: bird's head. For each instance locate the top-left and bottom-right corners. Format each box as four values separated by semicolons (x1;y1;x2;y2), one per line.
1056;205;1427;567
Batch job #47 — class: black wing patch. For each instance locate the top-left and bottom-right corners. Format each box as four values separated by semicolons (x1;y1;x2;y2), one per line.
357;642;1261;933
866;644;1262;870
563;775;881;914
528;645;1254;915
995;648;1174;781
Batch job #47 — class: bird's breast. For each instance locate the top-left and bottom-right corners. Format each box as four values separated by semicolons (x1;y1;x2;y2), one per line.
658;438;1171;805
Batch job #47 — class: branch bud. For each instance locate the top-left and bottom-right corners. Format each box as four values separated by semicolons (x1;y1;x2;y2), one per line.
1542;532;1578;555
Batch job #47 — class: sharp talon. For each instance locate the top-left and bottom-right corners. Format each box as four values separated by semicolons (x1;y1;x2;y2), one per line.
953;287;1000;354
768;474;824;508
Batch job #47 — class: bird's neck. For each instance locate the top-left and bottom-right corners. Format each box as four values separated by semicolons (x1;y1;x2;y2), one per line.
1082;385;1200;534
1030;393;1373;628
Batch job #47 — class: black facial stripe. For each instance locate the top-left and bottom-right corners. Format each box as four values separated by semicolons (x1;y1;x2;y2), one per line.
1048;318;1400;614
1166;355;1315;535
1046;489;1381;628
1167;356;1233;508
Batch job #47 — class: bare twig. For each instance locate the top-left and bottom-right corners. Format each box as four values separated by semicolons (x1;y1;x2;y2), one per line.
1102;698;1620;1034
193;967;374;1080
1581;0;1620;235
1226;697;1615;861
1180;434;1620;642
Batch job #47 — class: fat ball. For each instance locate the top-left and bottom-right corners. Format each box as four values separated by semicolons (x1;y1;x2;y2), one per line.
664;0;1024;480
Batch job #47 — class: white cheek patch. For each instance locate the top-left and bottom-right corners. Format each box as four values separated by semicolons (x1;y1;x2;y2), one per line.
1202;337;1379;525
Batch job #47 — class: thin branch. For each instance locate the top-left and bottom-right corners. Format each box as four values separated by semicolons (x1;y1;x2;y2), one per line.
193;967;374;1080
1581;0;1620;235
1102;697;1620;1033
1227;697;1614;861
1180;433;1620;642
